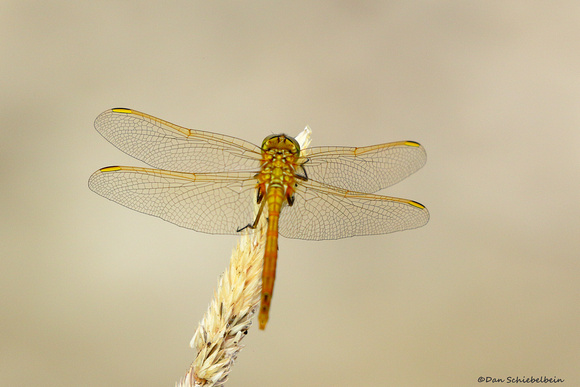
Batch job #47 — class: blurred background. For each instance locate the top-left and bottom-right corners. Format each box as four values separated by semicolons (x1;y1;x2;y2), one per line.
1;2;579;386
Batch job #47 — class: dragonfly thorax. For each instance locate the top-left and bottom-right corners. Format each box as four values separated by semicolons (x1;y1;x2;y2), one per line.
256;135;303;207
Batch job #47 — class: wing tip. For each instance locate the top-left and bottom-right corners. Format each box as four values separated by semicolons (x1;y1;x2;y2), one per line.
94;108;133;128
88;166;122;189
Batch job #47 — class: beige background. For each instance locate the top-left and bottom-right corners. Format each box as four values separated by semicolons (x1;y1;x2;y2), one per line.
1;2;579;386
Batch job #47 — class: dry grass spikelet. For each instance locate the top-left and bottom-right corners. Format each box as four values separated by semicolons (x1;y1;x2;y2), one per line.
177;222;266;387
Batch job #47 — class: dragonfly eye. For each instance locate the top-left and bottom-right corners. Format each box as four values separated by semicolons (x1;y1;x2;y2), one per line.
261;134;278;149
261;134;301;155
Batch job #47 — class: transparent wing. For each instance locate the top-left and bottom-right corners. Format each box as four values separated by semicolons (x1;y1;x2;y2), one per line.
88;166;258;234
279;179;429;241
301;141;427;193
94;108;263;173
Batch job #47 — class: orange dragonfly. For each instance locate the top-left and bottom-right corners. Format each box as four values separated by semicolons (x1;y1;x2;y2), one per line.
89;108;429;329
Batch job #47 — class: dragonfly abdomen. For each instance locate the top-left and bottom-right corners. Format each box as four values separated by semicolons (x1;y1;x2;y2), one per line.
258;184;286;330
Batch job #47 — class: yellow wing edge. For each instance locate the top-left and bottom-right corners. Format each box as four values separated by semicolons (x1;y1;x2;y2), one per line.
96;165;197;180
375;196;426;209
310;182;428;210
108;108;191;137
93;165;259;184
347;140;423;156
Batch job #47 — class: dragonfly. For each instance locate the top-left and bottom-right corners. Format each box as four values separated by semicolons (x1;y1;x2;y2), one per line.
88;108;429;329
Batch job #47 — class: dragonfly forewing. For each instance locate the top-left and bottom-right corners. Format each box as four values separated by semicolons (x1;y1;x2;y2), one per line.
94;109;263;173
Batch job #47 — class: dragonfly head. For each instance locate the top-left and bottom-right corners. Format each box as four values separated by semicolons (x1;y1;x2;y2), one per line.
261;134;301;156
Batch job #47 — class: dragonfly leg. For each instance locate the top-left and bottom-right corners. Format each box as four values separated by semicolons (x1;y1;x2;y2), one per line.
295;163;308;181
236;196;267;232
